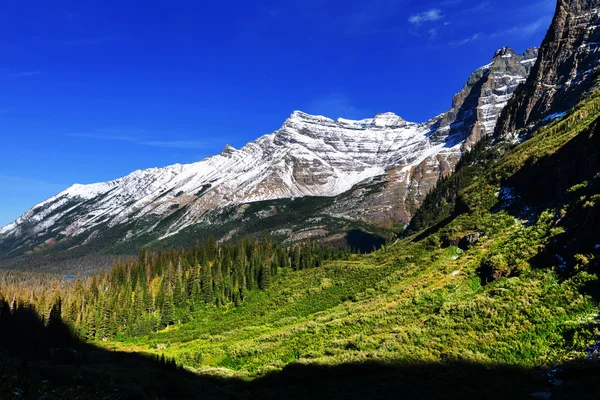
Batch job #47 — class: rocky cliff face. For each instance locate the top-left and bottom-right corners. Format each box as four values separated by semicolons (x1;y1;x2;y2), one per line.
326;47;539;225
0;48;537;256
497;0;600;136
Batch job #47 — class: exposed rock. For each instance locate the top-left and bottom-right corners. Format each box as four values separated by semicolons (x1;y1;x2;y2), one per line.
458;232;482;250
497;0;600;137
322;48;538;225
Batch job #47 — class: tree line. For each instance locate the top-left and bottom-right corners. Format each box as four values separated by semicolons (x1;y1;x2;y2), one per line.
0;237;352;341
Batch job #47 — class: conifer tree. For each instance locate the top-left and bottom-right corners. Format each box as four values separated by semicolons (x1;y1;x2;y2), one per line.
161;284;175;328
200;265;213;304
259;263;271;290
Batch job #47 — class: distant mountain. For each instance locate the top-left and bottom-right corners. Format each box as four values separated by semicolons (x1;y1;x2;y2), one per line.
0;48;538;258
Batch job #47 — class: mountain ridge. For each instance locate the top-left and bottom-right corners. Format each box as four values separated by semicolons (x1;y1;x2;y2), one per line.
0;47;539;258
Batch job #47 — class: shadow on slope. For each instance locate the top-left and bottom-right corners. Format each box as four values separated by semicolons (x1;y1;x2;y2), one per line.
1;300;599;399
345;229;386;253
0;299;235;399
503;114;600;299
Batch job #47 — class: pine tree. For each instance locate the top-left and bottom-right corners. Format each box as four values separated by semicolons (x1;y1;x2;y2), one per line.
213;260;225;306
200;265;213;304
161;285;175;328
259;263;271;290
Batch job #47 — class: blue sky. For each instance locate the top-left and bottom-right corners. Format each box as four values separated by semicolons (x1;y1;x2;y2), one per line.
0;0;556;226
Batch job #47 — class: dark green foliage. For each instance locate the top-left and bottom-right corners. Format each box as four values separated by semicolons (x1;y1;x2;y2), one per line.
161;289;175;328
3;299;600;399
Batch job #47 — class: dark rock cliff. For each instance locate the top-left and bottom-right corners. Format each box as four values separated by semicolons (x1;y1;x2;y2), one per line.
496;0;600;136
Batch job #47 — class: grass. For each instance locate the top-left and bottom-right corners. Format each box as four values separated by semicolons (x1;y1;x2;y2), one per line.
102;239;596;378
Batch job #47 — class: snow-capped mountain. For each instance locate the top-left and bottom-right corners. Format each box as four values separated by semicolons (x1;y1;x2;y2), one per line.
0;47;538;256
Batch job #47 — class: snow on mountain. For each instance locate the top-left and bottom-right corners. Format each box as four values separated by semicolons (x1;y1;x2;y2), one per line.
322;47;540;225
0;47;539;254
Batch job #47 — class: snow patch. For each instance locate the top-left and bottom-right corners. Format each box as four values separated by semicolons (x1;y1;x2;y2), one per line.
543;112;567;122
520;58;537;64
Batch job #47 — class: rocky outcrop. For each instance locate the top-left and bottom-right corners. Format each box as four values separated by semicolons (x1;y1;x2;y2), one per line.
496;0;600;136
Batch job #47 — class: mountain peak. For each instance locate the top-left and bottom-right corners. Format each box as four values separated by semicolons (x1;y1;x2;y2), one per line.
222;144;237;155
493;46;516;58
475;47;539;74
287;110;334;124
372;112;405;126
0;45;539;256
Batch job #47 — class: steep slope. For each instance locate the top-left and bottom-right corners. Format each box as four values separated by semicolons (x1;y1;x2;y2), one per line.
0;48;537;258
497;0;600;137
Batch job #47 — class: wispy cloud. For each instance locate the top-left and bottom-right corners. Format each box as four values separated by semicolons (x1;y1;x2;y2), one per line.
455;1;492;17
141;140;219;149
450;18;546;46
342;0;406;36
494;19;546;38
409;9;443;24
68;132;138;142
67;130;222;149
449;33;482;46
6;70;42;79
428;28;439;40
59;36;117;46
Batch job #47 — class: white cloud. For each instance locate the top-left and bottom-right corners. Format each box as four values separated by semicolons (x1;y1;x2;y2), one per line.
409;9;443;24
449;33;482;46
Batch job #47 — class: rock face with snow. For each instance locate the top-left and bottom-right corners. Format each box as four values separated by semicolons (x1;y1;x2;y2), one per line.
323;47;539;224
0;48;537;256
497;0;600;136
